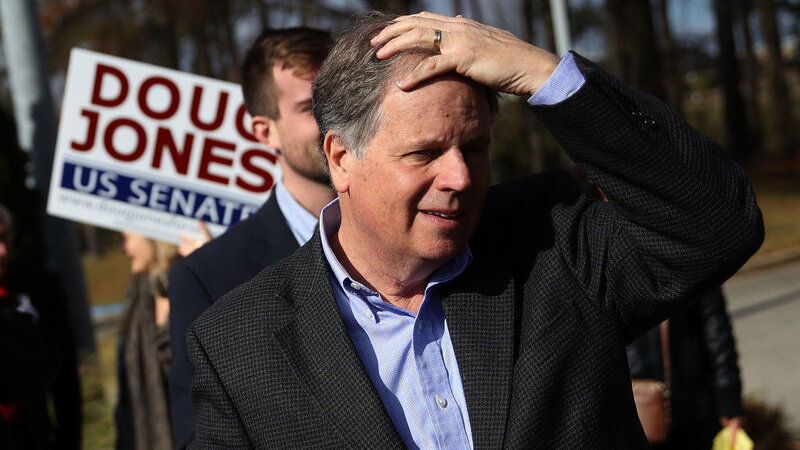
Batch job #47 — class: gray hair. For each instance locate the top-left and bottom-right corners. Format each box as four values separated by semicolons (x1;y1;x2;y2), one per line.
313;11;497;163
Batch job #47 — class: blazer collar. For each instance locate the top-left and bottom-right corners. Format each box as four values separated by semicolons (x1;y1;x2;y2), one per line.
250;193;300;266
273;232;516;448
273;232;405;448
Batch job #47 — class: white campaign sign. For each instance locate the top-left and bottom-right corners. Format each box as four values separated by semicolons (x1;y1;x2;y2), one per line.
47;49;279;243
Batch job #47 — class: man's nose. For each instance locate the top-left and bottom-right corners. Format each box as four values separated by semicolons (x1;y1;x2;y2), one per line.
434;149;471;192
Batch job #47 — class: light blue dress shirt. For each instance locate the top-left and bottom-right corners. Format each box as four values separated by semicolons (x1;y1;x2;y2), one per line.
529;51;585;106
273;180;318;245
317;52;585;449
320;200;475;449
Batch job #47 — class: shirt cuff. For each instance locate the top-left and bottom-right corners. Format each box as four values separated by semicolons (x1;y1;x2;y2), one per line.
527;51;586;106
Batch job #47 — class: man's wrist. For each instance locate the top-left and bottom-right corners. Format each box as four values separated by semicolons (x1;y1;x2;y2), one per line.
528;51;586;106
519;49;561;96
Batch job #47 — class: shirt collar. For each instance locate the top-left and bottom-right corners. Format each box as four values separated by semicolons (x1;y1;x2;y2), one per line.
273;180;318;245
319;198;472;299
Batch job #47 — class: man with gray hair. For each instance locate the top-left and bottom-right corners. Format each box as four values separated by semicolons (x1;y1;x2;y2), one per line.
187;12;762;448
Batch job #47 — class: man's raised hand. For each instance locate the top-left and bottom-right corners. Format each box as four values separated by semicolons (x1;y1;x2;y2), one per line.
371;11;560;96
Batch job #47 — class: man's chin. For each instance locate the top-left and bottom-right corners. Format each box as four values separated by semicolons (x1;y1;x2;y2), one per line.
419;240;468;265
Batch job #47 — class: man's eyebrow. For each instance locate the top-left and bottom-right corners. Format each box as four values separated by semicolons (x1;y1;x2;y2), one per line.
405;134;491;149
294;98;312;111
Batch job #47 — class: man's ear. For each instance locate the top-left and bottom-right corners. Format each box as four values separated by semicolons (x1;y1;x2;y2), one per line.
251;115;279;152
324;132;351;193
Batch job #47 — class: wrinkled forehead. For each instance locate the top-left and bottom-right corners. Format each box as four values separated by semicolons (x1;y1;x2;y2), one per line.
386;52;497;116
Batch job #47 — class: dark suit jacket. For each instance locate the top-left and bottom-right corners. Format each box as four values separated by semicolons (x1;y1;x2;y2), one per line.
1;262;82;450
168;194;299;448
187;54;763;448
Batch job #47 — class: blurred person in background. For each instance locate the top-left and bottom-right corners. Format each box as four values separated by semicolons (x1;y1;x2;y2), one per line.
0;203;82;450
167;26;334;448
115;232;178;450
627;287;744;449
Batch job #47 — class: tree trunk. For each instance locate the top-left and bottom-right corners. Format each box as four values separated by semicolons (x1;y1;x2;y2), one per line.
605;0;665;100
738;0;763;156
656;0;681;110
540;0;556;53
522;0;535;44
363;0;415;15
467;0;483;21
756;0;795;155
258;0;270;29
221;1;239;81
452;0;464;17
713;0;752;160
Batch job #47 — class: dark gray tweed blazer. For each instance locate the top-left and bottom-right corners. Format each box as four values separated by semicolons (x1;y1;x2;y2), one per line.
169;194;298;448
187;54;763;449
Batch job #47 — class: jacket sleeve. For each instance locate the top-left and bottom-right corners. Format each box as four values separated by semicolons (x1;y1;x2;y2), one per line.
530;52;764;340
186;326;252;448
699;288;743;418
168;261;214;449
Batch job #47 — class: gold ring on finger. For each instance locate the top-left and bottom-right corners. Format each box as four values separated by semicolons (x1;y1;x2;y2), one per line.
433;29;442;51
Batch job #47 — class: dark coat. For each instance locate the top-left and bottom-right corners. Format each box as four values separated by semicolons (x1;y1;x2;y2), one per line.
187;53;763;449
0;262;82;450
627;287;742;448
115;272;172;450
167;193;298;448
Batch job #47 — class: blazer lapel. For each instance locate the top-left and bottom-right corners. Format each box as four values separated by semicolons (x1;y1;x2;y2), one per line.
442;251;517;449
251;193;300;267
274;234;404;449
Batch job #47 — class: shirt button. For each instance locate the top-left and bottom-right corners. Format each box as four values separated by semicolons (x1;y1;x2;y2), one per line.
350;281;362;291
435;395;448;409
416;322;423;332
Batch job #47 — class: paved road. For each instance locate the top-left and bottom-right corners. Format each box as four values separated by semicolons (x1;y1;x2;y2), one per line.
723;259;800;436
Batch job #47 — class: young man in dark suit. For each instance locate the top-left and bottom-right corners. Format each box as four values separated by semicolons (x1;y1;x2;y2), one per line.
167;28;335;448
187;12;763;448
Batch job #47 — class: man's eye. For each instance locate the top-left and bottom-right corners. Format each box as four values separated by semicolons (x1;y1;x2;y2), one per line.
407;150;434;160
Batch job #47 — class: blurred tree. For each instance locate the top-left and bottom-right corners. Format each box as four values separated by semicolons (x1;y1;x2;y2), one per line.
522;0;555;52
520;0;554;174
756;0;796;156
737;0;763;156
467;0;483;21
655;0;681;110
363;0;416;15
714;0;752;160
569;0;603;49
452;0;463;16
605;0;666;100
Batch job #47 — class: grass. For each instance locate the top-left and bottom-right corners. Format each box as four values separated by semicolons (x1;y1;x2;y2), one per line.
80;333;118;449
83;250;130;306
752;184;800;257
